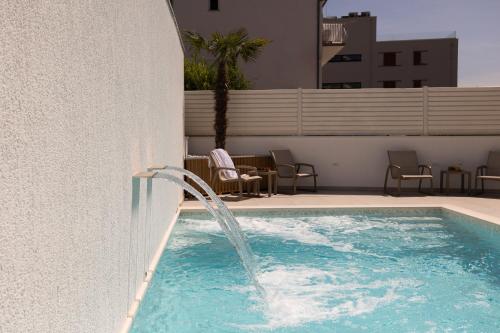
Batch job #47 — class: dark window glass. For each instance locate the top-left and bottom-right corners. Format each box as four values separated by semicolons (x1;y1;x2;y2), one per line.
413;80;423;88
383;52;397;66
383;81;397;88
209;0;218;10
413;51;425;65
323;82;362;89
330;54;362;63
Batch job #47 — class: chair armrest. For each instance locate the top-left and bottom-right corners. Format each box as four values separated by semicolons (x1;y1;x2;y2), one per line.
214;167;242;180
386;164;401;178
418;164;432;175
476;165;488;177
295;163;316;174
236;165;258;175
295;163;314;167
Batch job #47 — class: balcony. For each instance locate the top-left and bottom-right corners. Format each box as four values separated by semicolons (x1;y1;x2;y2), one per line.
321;23;347;66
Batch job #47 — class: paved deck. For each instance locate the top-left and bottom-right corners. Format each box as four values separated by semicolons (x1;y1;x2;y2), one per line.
181;190;500;225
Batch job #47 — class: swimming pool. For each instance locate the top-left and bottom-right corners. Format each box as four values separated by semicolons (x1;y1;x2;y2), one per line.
130;208;500;332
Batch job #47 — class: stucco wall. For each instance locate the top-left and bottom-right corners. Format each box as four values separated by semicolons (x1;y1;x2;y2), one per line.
0;1;184;332
188;136;500;190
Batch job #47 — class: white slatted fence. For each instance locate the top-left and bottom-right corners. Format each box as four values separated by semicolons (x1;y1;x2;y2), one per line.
185;87;500;136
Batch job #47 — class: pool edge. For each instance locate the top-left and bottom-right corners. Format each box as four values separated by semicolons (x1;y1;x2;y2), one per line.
181;204;500;227
120;207;182;333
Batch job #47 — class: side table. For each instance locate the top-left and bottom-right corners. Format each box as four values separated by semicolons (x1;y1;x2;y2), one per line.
257;170;278;197
440;169;471;195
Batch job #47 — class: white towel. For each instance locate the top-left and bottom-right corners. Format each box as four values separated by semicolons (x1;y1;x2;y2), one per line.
210;149;238;180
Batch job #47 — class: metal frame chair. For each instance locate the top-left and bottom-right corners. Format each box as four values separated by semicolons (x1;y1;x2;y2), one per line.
384;150;433;196
475;151;500;194
269;150;318;194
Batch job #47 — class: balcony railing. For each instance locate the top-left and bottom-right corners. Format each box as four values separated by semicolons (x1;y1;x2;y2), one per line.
322;23;347;45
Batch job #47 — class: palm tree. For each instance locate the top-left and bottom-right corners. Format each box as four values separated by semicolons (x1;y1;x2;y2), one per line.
184;29;269;149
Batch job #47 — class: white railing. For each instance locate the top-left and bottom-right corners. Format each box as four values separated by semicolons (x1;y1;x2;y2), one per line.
322;23;347;45
185;87;500;136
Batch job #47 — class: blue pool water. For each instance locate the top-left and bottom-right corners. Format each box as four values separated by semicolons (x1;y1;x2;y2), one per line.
131;208;500;332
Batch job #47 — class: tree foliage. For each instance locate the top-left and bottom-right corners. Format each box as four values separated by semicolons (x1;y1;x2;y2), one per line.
183;29;269;148
184;57;250;90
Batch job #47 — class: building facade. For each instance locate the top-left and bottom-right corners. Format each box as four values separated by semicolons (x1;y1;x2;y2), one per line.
322;12;458;88
172;0;345;89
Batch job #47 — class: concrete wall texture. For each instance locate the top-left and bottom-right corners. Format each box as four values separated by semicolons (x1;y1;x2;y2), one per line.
188;136;500;190
0;1;184;332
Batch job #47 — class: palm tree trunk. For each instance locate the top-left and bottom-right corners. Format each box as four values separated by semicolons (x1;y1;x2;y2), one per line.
214;61;228;149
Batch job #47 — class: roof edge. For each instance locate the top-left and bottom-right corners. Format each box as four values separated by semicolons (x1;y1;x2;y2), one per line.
166;0;186;54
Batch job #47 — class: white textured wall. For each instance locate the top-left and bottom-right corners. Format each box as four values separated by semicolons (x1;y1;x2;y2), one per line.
0;2;184;332
189;136;500;189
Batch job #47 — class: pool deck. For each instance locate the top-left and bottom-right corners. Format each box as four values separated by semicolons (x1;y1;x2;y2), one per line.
181;190;500;226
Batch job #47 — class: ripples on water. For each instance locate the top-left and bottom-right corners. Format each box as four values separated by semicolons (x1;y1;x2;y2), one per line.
131;209;500;333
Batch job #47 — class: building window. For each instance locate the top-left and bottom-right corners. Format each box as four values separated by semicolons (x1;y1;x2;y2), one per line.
413;51;426;65
209;0;218;11
323;82;362;89
382;81;397;88
413;80;423;88
383;52;397;66
329;54;362;63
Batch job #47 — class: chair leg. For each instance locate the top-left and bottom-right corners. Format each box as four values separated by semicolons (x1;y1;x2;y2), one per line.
238;182;243;198
293;178;297;195
429;178;434;195
481;179;485;194
313;175;318;192
397;178;401;197
211;175;216;193
418;179;423;193
384;168;390;194
467;174;471;195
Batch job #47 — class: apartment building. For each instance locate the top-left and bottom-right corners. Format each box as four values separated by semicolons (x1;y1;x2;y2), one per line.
322;12;458;88
172;0;346;89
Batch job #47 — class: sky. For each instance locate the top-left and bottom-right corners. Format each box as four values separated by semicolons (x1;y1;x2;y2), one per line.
324;0;500;87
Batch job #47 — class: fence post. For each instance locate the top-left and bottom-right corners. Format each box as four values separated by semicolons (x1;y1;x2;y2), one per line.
297;88;303;136
423;86;429;136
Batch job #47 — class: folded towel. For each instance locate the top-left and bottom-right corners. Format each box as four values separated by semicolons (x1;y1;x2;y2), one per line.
210;149;238;180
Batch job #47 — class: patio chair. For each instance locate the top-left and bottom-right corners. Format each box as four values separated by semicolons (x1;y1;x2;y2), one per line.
269;150;318;194
209;149;262;198
475;151;500;194
384;150;433;196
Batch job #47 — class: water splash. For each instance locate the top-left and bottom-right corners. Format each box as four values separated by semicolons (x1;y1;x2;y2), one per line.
153;166;265;296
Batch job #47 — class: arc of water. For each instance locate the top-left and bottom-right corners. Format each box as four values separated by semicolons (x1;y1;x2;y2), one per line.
127;171;240;315
156;167;253;258
149;166;264;296
151;167;254;261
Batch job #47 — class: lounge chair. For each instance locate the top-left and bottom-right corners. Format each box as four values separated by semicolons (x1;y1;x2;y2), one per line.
209;149;262;197
475;151;500;194
384;150;433;196
269;149;318;194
